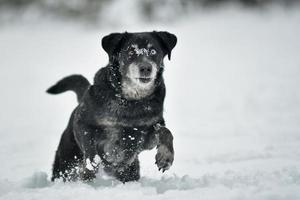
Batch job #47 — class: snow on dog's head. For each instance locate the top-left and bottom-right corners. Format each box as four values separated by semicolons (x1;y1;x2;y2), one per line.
101;31;177;100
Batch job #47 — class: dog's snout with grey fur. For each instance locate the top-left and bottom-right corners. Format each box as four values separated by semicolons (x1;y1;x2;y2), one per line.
139;63;152;77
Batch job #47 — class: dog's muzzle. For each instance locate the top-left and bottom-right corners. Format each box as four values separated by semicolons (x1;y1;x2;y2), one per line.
138;63;153;83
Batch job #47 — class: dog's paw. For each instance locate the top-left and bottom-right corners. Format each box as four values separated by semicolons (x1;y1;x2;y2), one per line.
155;145;174;172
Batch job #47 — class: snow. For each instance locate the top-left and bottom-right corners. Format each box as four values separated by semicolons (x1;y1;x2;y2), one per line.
130;44;156;56
86;158;94;171
1;6;300;200
85;155;101;171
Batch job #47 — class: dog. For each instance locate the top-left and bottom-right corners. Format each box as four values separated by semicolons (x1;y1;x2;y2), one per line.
47;31;177;183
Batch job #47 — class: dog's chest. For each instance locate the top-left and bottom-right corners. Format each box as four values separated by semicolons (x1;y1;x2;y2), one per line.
98;126;157;165
95;97;161;127
91;94;162;165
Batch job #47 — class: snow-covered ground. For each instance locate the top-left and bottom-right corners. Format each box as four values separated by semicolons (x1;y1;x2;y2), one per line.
1;7;300;200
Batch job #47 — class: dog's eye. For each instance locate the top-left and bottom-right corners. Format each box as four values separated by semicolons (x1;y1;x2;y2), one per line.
150;49;156;55
128;51;134;56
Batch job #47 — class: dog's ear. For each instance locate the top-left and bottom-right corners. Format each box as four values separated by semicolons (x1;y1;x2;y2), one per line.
152;31;177;60
102;32;128;58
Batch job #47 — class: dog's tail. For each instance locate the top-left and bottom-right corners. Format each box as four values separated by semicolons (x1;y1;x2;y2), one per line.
47;74;90;102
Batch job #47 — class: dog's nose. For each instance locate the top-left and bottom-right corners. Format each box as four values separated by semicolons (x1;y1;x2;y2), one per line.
139;64;152;77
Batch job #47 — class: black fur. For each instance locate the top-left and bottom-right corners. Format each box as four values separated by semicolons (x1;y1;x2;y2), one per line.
47;75;90;102
48;31;177;183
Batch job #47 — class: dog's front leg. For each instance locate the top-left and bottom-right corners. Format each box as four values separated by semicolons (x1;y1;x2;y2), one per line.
155;126;174;172
81;138;101;181
74;124;101;181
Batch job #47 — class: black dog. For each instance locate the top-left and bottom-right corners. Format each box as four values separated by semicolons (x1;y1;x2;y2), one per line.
47;31;177;183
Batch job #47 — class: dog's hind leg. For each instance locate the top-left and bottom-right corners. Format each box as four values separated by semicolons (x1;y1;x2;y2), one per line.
51;122;83;182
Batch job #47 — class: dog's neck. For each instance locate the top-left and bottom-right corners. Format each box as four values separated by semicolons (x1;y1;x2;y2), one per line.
107;62;122;92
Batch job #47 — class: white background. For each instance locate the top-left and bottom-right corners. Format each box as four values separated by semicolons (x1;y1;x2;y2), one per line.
0;5;300;200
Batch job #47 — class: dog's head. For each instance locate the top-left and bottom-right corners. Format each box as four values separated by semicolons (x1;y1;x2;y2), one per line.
102;31;177;100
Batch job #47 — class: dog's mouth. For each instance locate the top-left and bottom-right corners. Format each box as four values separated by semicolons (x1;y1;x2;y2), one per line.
137;77;152;83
